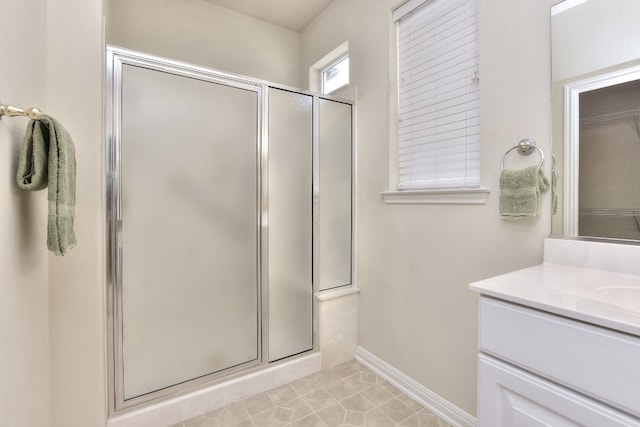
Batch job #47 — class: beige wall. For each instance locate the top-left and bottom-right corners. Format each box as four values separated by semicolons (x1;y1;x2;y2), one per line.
0;3;50;426
3;1;106;427
47;0;107;425
107;0;303;87
302;0;555;415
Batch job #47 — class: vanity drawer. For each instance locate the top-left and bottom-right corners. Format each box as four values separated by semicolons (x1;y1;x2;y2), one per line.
479;297;640;417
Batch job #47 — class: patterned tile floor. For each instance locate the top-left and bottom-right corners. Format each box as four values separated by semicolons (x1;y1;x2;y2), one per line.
171;360;453;427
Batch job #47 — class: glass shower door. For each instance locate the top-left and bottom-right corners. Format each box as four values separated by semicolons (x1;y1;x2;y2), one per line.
267;88;313;362
118;64;261;400
318;99;353;290
107;47;354;412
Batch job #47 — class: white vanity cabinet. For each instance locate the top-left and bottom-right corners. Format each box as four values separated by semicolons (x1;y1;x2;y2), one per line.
477;297;640;427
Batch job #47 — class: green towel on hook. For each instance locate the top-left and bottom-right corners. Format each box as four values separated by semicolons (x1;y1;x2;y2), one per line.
551;167;558;215
500;166;549;217
17;116;77;255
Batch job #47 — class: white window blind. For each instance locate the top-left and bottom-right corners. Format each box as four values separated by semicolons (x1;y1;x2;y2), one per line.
394;0;479;190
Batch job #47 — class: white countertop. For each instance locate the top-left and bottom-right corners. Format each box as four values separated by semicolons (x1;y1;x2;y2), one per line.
470;262;640;337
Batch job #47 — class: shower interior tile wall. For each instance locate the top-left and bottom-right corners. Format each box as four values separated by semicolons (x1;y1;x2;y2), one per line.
318;292;360;369
171;360;453;427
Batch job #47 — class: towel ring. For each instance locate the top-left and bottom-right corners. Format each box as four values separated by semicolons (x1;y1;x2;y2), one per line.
500;138;544;171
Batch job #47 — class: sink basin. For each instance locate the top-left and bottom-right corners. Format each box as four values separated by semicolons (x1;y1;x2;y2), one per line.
595;286;640;313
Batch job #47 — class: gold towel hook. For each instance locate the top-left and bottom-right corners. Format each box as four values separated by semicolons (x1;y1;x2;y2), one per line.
0;104;44;120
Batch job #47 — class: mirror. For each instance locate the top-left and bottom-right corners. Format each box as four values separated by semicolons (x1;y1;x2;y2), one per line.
551;0;640;240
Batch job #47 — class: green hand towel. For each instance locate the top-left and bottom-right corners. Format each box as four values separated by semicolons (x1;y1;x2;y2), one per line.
551;168;558;215
500;166;549;217
17;116;77;255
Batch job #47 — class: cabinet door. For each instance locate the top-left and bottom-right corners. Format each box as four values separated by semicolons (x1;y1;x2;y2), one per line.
478;354;640;427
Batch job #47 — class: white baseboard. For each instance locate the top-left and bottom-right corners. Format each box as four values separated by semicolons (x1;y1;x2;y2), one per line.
356;346;476;427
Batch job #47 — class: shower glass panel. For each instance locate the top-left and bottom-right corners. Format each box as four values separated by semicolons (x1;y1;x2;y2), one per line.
318;99;353;290
107;46;354;413
119;64;260;400
267;88;313;362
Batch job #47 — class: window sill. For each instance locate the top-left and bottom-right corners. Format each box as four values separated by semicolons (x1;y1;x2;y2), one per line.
380;187;491;205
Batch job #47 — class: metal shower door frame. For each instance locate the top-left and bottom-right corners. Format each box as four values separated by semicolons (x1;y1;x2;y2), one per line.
105;46;267;413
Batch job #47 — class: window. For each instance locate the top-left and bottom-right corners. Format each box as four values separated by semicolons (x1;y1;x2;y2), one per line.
393;0;479;190
309;41;349;95
322;54;350;94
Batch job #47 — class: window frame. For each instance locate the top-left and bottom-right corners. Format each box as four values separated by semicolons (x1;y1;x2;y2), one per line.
308;41;349;95
321;53;350;95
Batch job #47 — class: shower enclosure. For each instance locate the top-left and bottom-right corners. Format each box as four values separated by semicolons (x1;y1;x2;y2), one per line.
105;47;353;412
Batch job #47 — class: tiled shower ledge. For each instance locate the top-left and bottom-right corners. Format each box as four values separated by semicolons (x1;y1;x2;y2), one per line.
170;360;453;427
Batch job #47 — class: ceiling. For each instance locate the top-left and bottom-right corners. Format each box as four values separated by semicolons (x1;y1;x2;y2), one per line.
203;0;334;32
